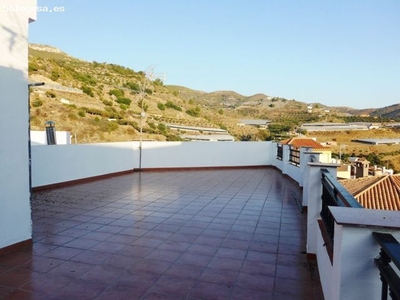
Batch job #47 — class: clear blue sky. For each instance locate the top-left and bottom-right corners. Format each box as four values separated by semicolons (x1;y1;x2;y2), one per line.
29;0;399;109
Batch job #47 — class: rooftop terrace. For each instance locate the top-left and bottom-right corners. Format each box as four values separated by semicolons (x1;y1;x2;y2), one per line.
0;168;323;300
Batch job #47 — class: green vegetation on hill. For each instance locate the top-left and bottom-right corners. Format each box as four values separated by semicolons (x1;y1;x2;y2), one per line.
28;44;400;144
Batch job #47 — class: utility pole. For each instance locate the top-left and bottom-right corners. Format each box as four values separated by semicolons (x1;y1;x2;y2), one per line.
137;66;166;171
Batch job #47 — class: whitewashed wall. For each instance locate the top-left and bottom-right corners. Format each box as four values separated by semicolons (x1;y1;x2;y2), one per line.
0;0;37;249
318;208;400;300
32;141;274;188
31;142;135;187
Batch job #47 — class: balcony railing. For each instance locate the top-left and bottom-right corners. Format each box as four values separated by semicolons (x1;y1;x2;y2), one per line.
373;232;400;300
289;148;300;166
276;144;283;160
320;169;362;260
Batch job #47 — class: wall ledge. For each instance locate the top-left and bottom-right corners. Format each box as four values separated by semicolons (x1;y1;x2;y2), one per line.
32;169;134;191
329;206;400;229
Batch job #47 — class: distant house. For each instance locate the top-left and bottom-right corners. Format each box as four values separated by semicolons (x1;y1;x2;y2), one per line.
340;174;400;211
280;137;332;163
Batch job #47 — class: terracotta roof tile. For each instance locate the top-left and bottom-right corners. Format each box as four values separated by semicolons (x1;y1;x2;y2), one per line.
280;138;327;149
340;174;400;211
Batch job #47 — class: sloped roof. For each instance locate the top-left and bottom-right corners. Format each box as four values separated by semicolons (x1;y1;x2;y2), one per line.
340;175;400;211
280;137;327;149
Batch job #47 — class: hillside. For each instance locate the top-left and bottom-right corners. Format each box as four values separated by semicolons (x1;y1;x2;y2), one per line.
28;44;400;144
27;44;321;142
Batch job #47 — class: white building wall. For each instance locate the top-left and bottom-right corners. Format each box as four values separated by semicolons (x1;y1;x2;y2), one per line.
0;0;37;249
319;222;400;300
31;141;274;188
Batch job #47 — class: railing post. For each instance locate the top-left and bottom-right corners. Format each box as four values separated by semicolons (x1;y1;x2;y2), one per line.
303;162;339;255
281;144;290;175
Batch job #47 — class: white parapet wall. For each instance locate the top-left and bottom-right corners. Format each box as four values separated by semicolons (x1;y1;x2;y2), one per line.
32;141;274;188
318;207;400;300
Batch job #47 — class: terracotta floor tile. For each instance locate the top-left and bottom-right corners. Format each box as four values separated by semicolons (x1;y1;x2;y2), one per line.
47;260;93;279
79;265;124;283
141;292;186;300
19;272;73;294
90;241;126;253
246;250;277;264
70;249;112;265
240;260;276;277
175;253;212;267
149;275;196;297
0;289;48;300
157;240;190;252
273;277;315;298
236;272;274;291
189;281;233;300
63;238;100;250
146;249;182;263
117;245;152;257
129;259;171;275
56;279;108;300
199;268;238;286
208;257;243;272
231;286;274;300
102;254;137;269
105;233;138;245
0;285;14;298
0;169;321;299
186;244;218;256
165;263;204;280
41;246;83;260
95;284;145;300
116;271;160;290
215;247;247;260
0;269;36;288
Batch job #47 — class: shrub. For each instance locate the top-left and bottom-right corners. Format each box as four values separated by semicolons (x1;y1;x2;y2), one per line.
78;110;86;117
50;70;60;81
109;89;124;98
68;113;78;120
165;101;182;111
158;123;168;134
82;86;94;97
103;100;113;106
153;78;163;86
186;106;201;117
29;61;39;72
157;103;166;110
45;90;56;98
75;73;97;85
124;81;140;92
116;97;131;106
32;99;43;107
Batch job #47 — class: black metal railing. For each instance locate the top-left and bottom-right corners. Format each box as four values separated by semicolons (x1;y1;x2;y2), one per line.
373;232;400;300
289;148;300;166
320;169;362;258
276;144;283;160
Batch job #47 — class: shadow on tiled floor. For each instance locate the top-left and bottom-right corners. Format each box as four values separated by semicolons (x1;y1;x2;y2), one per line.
0;168;324;300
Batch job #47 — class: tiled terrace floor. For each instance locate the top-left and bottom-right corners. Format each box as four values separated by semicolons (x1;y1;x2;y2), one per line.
0;168;323;300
